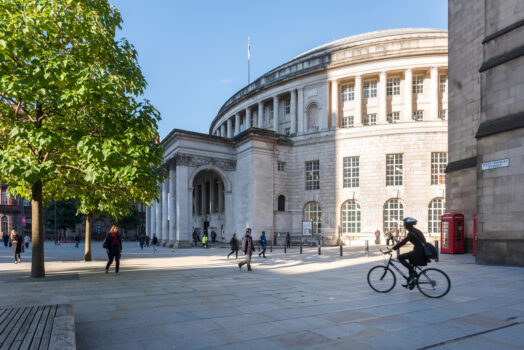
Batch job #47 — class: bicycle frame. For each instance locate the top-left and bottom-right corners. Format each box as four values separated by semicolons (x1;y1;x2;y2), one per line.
382;252;420;281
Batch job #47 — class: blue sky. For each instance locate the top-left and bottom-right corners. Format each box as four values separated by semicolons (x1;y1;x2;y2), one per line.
110;0;448;137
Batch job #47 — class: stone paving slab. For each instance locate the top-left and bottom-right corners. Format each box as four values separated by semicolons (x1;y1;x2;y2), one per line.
1;242;523;349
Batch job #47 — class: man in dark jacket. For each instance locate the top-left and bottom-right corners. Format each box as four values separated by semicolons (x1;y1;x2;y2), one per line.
227;233;239;259
258;231;267;258
391;217;427;289
238;228;255;271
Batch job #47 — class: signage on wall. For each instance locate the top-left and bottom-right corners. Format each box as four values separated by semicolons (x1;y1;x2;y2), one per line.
481;158;510;171
302;221;312;236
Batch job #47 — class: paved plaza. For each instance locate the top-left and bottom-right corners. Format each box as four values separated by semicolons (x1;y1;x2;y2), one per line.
1;242;523;350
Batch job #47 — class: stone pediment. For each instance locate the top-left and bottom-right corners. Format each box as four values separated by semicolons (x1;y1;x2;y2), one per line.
170;153;236;171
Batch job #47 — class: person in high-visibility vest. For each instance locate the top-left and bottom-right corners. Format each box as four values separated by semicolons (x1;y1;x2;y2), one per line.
201;234;208;248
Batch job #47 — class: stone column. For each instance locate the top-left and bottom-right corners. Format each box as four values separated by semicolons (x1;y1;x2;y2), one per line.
297;87;304;134
155;189;162;240
226;118;232;138
175;166;191;246
404;69;413;122
246;108;251;129
430;67;439;120
168;165;176;246
149;203;155;236
220;123;226;137
354;75;363;126
145;205;150;235
378;71;387;124
290;89;296;135
331;80;338;129
235;113;240;135
258;102;264;128
161;178;169;245
273;96;279;132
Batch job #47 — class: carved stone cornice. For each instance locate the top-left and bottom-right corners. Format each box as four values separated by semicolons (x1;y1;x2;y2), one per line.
172;153;236;171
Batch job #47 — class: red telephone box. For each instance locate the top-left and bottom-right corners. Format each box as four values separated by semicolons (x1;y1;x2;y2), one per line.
440;213;465;254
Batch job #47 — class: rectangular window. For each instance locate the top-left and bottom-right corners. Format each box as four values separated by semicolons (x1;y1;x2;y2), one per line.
343;157;359;188
387;112;400;123
439;110;447;120
439;74;447;93
387;77;400;96
1;190;7;205
341;84;354;101
341;116;354;128
363;114;376;126
305;160;320;190
284;98;290;114
412;75;424;94
386;154;403;186
412;110;424;121
269;104;274;123
285;127;291;135
363;80;377;99
431;152;447;185
278;161;286;172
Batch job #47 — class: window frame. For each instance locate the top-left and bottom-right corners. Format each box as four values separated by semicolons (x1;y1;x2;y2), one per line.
363;114;377;126
305;160;320;190
342;200;361;234
343;156;359;188
387;77;400;96
363;80;377;99
304;201;322;234
431;152;447;185
412;75;424;94
278;161;286;172
341;84;355;102
439;74;447;93
412;110;424;121
341;116;354;128
284;98;290;115
386;153;403;186
383;199;405;232
387;112;400;123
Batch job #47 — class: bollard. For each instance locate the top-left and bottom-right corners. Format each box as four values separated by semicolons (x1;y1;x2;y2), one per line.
300;241;303;254
435;240;439;262
284;243;287;254
270;241;273;253
365;240;369;257
340;240;343;256
318;240;322;255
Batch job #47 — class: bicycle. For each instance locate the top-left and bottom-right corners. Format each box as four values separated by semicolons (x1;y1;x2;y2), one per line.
367;249;451;298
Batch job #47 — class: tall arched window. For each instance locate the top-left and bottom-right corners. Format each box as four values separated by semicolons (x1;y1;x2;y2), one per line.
277;195;286;212
307;103;319;132
428;198;445;234
384;199;404;232
1;190;7;205
304;202;321;234
1;217;8;234
342;201;361;234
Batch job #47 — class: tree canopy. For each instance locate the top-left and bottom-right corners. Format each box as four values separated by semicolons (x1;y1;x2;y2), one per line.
0;0;164;277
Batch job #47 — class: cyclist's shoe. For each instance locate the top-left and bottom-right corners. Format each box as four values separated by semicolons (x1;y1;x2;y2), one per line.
402;278;416;290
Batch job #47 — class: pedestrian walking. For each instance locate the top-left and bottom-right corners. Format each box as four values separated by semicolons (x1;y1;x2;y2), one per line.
202;234;208;248
24;234;30;249
258;231;267;258
104;225;123;275
238;228;255;271
192;230;199;247
74;234;80;248
211;231;217;242
3;232;9;247
227;233;239;259
374;229;381;245
152;233;159;254
10;230;22;263
145;235;150;247
286;232;291;248
138;233;145;250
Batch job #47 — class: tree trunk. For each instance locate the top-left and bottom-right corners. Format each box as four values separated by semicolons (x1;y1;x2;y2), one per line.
31;180;45;278
84;213;92;261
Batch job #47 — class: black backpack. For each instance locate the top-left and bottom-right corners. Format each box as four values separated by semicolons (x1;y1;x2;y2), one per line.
413;231;437;259
102;235;109;249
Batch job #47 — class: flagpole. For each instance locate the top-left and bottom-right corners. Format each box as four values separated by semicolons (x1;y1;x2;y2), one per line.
248;36;251;84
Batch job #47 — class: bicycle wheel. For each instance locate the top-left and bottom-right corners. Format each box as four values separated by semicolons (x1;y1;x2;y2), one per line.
367;266;396;293
416;268;451;298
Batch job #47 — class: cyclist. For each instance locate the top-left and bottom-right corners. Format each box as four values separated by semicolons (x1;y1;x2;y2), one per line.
389;217;427;289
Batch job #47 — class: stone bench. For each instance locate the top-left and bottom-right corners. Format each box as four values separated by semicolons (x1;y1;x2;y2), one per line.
0;295;75;350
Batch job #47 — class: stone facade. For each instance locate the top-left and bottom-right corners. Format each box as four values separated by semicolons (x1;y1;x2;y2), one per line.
150;29;449;246
447;0;524;266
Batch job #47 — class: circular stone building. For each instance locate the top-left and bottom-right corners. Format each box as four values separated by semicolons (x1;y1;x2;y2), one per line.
150;28;448;247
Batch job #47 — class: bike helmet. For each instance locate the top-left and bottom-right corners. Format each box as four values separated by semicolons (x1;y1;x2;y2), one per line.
403;217;418;227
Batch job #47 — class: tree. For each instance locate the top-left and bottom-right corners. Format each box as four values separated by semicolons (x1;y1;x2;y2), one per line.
0;0;163;277
113;205;140;238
